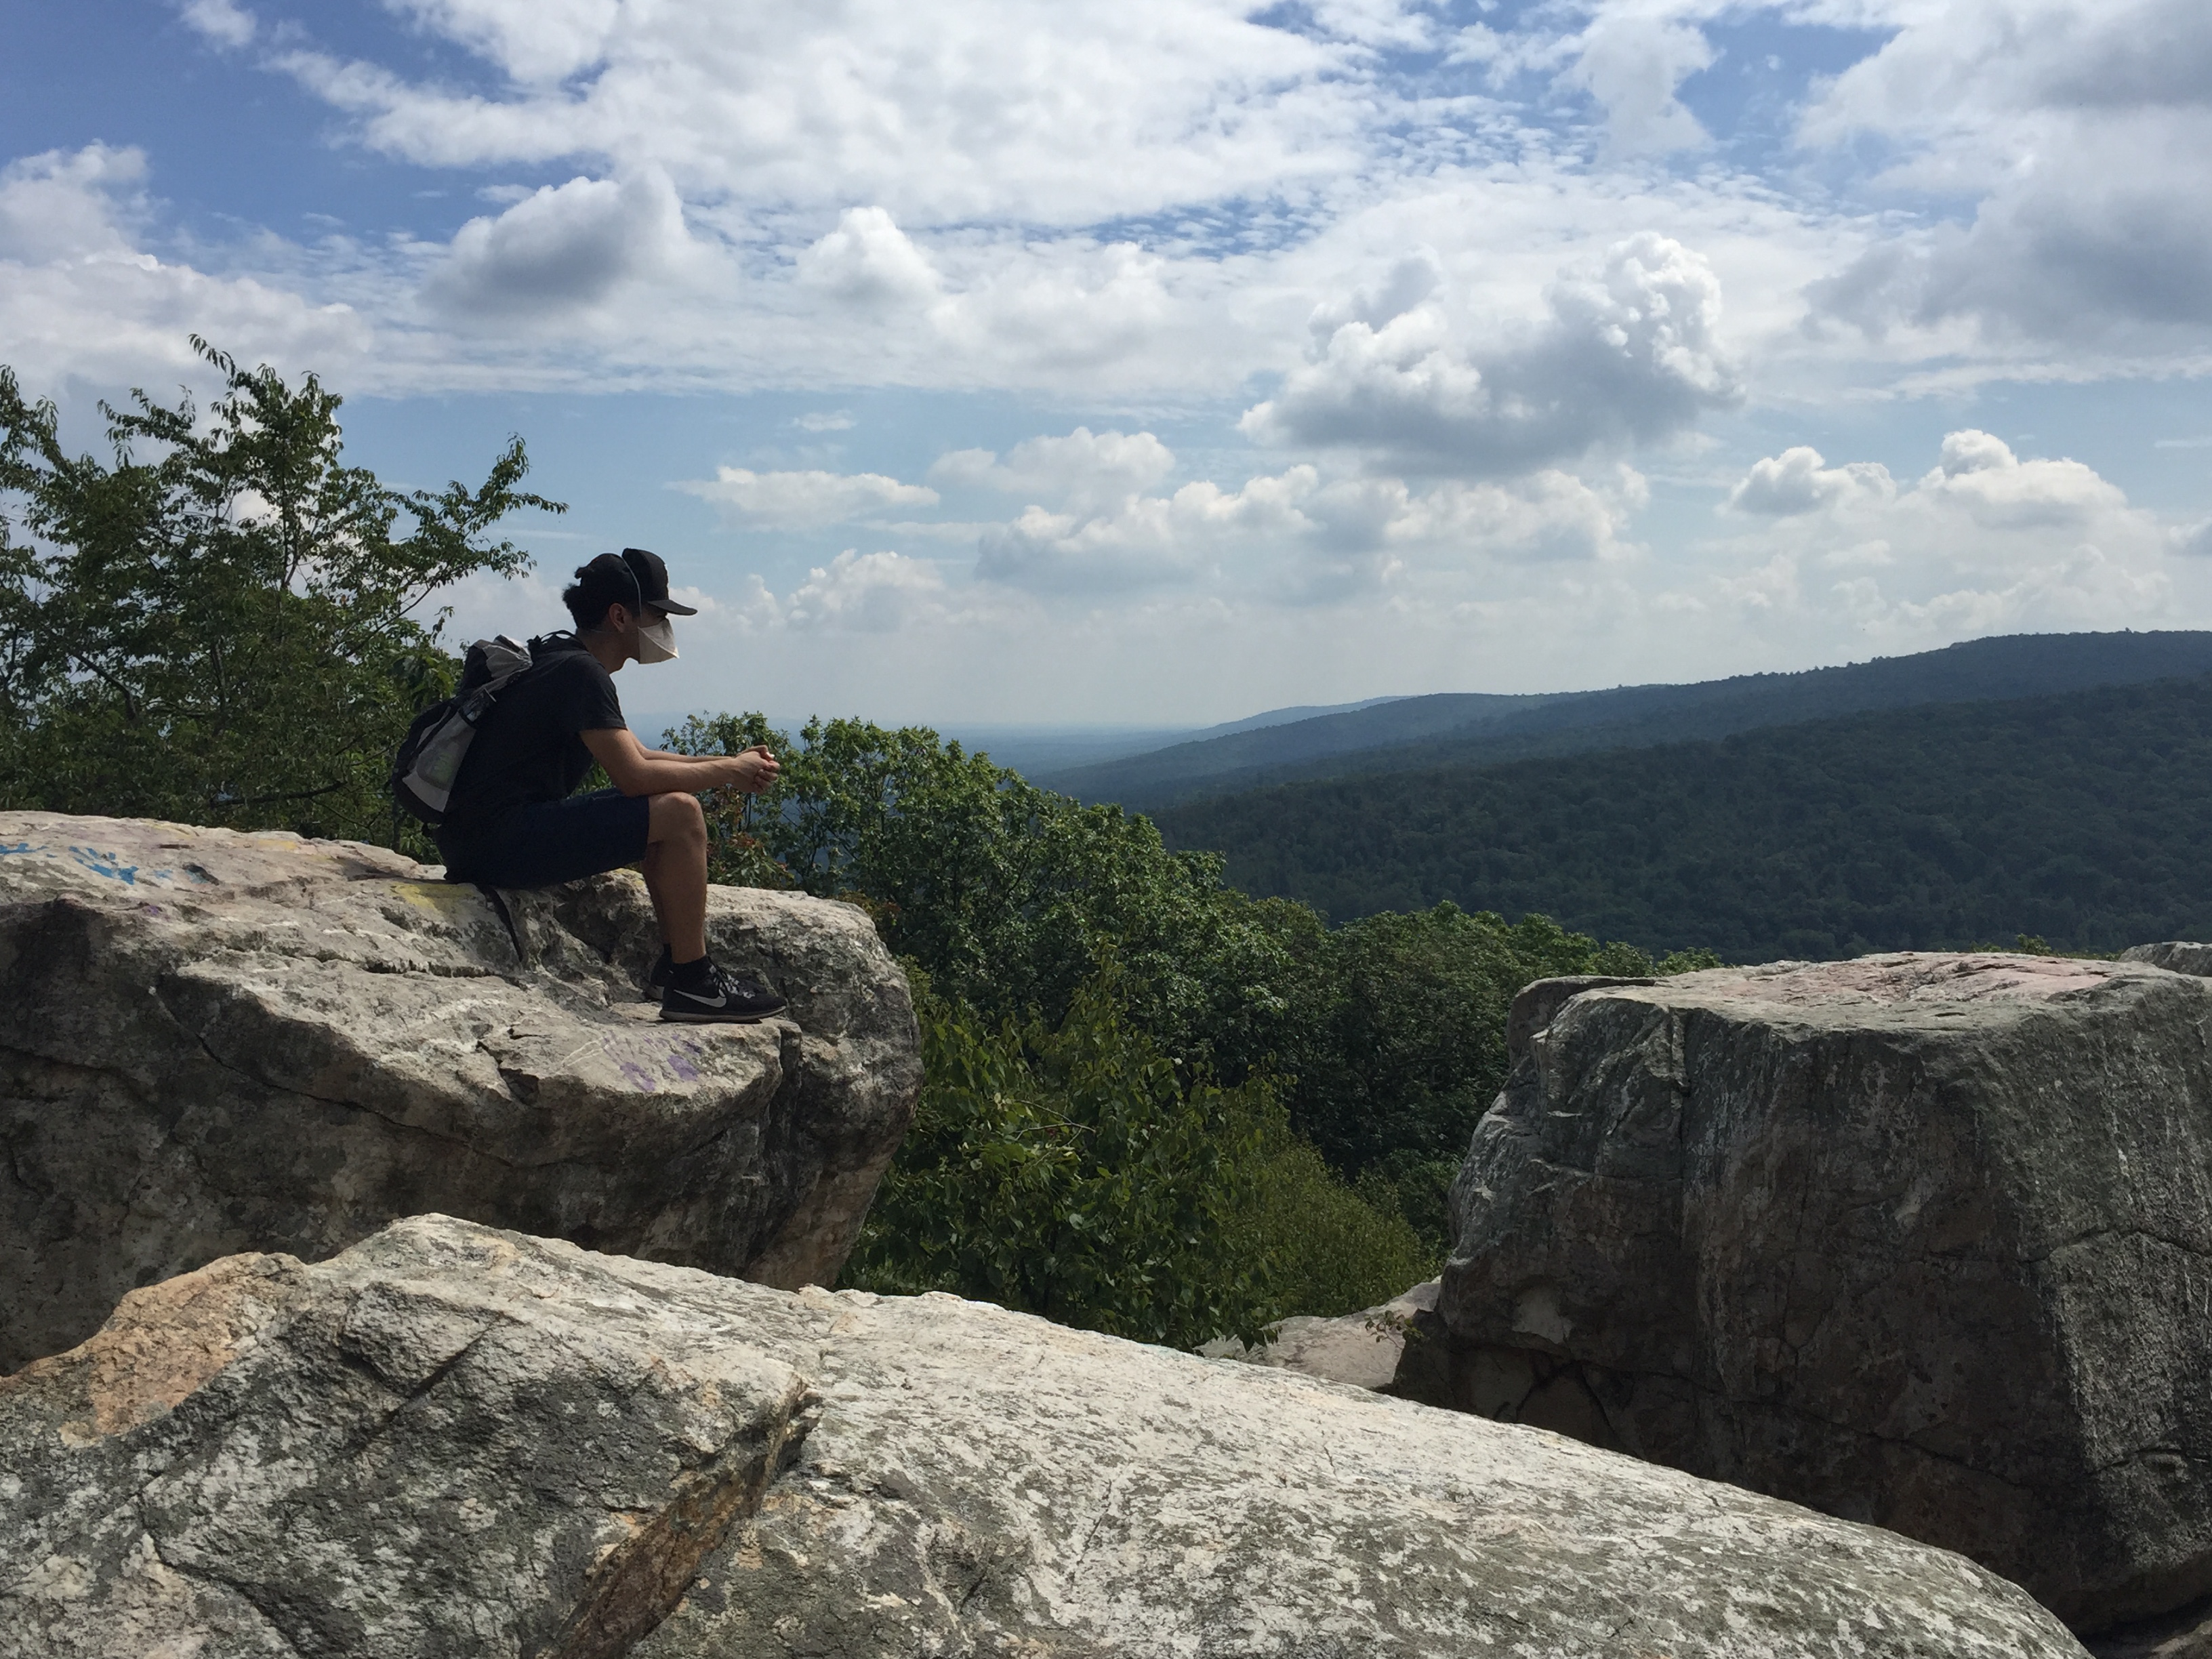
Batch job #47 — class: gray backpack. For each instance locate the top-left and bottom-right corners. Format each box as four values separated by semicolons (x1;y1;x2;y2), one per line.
390;636;533;825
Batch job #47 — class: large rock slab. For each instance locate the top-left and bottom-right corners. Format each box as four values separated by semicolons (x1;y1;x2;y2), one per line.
1200;1279;1438;1391
0;812;919;1372
1433;953;2212;1633
1;1214;2088;1658
2123;942;2212;977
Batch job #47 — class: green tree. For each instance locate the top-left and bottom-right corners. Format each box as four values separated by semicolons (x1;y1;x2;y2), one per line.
846;968;1431;1345
0;339;558;842
663;711;1313;1080
847;969;1273;1346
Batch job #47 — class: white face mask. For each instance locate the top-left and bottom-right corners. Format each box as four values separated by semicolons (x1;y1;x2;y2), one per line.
636;613;678;663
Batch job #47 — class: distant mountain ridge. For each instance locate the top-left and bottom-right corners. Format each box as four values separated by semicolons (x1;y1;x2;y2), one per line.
1153;672;2212;962
1042;632;2212;811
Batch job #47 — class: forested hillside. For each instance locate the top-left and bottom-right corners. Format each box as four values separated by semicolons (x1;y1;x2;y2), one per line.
1156;674;2212;961
1050;631;2212;811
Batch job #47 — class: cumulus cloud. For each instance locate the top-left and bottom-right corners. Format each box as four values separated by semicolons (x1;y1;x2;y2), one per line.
1919;429;2127;529
1800;0;2212;346
969;455;1645;596
975;470;1309;593
1729;430;2132;537
1711;428;2179;641
429;169;697;315
0;144;148;264
1242;234;1742;476
797;207;940;309
785;550;958;632
0;145;369;390
676;467;939;529
1725;447;1895;516
1807;127;2212;343
931;428;1176;514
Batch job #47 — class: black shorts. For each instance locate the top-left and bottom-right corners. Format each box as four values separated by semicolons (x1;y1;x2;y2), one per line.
438;787;651;889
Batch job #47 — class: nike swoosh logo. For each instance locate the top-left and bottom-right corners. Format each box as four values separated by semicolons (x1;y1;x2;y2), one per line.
684;987;727;1008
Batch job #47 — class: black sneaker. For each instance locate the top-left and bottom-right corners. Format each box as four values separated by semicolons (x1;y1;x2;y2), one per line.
642;945;674;1001
661;964;787;1024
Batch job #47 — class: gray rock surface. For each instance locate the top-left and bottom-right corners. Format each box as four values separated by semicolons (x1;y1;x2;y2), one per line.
2092;1595;2212;1659
0;812;919;1373
2123;942;2212;977
1433;953;2212;1633
1199;1279;1437;1390
1;1215;2090;1659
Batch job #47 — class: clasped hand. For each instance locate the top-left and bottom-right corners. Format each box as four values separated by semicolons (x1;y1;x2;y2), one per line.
721;745;779;794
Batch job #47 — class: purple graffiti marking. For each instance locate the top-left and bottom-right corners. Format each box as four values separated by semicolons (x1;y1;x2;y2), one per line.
614;1057;659;1093
666;1050;701;1084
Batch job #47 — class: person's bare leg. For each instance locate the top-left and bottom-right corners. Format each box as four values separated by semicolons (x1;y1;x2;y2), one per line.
642;792;709;962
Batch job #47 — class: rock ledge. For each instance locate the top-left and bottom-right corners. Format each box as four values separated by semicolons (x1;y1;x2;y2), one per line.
0;811;920;1372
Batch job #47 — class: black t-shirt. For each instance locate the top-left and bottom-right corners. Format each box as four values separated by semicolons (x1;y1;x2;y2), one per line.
441;634;625;836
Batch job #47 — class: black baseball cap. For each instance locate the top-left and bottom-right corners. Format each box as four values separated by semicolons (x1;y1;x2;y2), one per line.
618;547;697;615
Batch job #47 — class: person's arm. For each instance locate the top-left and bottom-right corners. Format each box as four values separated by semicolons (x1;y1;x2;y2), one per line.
581;726;779;797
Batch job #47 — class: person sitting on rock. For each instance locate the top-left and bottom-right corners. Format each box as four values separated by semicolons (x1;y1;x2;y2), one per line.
435;547;786;1024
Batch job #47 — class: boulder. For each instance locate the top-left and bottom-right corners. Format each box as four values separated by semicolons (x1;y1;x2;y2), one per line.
2123;943;2212;977
0;812;920;1373
1;1214;2089;1658
1199;1279;1437;1390
1431;954;2212;1633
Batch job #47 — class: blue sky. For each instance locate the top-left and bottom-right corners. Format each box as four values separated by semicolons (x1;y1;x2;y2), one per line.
3;0;2210;725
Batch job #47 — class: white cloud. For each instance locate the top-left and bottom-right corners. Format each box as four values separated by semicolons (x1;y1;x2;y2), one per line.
1711;428;2177;642
973;470;1307;594
1559;11;1715;156
0;144;146;265
931;428;1176;514
385;0;622;87
177;0;256;49
969;458;1645;596
1919;429;2126;529
1799;0;2212;346
676;467;939;529
796;207;940;309
1725;446;1895;516
429;169;697;316
0;146;368;391
1242;233;1742;476
1727;430;2135;541
785;550;959;632
268;0;1372;228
